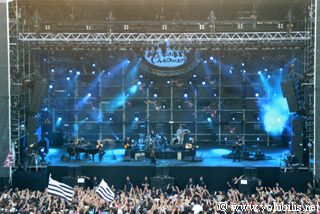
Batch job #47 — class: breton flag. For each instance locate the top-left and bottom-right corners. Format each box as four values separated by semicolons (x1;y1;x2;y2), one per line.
96;179;115;202
47;177;74;202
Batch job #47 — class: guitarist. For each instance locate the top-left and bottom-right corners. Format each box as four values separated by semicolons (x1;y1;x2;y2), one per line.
176;125;189;144
123;136;132;157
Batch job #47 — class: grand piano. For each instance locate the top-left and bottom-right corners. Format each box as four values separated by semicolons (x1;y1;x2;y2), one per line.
66;141;99;162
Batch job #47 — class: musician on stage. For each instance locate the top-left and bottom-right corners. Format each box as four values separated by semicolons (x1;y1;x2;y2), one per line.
176;125;185;144
185;137;196;160
38;135;49;162
233;136;242;162
96;140;105;162
123;136;132;157
149;143;157;164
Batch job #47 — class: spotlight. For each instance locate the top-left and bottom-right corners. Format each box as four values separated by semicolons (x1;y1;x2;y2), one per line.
49;85;53;89
268;75;271;79
255;93;259;97
214;93;217;97
241;62;245;66
150;81;154;85
137;81;142;85
257;137;260;141
162;105;166;108
280;68;283;71
224;137;227;141
92;71;95;74
229;69;233;74
127;60;130;64
232;117;235;121
243;70;246;73
92;63;96;67
153;93;158;98
66;77;70;81
58;117;62;121
257;117;260;121
51;69;55;73
69;70;72;73
189;81;192;85
184;93;188;98
258;71;261;75
209;56;214;60
204;60;207;63
44;108;48;111
76;71;80;75
207;117;212;122
202;81;206;85
134;117;139;121
264;68;268;71
167;80;171;84
88;93;92;97
178;105;181;109
193;74;197;78
109;117;112;121
139;75;143;78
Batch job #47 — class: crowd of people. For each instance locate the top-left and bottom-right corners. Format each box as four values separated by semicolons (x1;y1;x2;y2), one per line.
0;176;318;214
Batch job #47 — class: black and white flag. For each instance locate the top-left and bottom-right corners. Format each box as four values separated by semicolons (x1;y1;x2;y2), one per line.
47;177;74;202
96;179;115;202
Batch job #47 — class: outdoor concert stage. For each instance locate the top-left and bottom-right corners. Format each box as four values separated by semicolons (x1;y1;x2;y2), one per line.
12;146;312;193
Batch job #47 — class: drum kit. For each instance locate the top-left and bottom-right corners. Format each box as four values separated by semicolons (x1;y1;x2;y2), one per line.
134;133;169;151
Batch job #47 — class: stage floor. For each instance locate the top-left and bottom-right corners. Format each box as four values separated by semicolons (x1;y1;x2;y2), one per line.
46;146;289;168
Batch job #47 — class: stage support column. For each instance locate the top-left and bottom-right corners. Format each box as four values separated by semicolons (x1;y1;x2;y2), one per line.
314;0;320;181
0;0;11;180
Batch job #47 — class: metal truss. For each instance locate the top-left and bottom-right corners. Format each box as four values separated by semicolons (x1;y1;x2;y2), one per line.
19;31;310;44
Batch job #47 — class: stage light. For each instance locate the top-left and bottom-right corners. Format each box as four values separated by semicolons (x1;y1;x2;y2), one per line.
92;63;96;67
207;117;212;122
268;75;271;79
224;137;227;141
134;117;139;121
257;117;260;121
162;105;166;108
49;85;53;89
241;62;245;66
255;93;259;97
232;117;235;121
137;81;142;85
258;71;261;75
229;69;233;74
76;71;80;75
92;71;95;74
58;117;62;121
88;93;92;97
167;80;171;84
209;56;214;60
44;108;48;111
184;93;188;98
178;105;181;109
202;81;206;85
257;137;260;141
214;93;217;97
243;70;246;73
69;70;72;73
109;117;112;121
139;75;143;78
51;69;55;73
204;60;207;64
193;74;197;78
150;81;154;85
264;68;268;71
189;81;192;85
66;77;70;81
153;93;158;98
280;68;283;71
127;60;130;64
